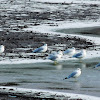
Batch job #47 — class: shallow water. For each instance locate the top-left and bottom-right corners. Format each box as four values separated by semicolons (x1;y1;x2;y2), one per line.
0;59;100;97
56;27;100;37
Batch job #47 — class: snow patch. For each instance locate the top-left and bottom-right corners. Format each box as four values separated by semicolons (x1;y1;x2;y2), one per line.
33;0;100;4
0;86;100;100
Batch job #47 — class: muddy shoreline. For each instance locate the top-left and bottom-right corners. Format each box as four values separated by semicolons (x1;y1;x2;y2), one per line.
0;1;98;59
0;93;82;100
0;0;100;99
0;93;56;100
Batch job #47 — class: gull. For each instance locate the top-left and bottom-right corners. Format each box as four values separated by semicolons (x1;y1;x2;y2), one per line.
64;68;81;80
0;45;5;54
94;63;100;68
48;51;63;64
63;47;76;56
72;49;86;59
33;44;47;53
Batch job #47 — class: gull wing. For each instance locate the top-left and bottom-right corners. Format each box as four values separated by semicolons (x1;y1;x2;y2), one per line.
48;53;58;61
95;63;100;68
33;47;43;53
64;49;71;54
73;52;82;58
67;71;77;79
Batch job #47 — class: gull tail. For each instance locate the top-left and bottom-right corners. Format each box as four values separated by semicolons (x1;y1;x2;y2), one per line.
63;77;68;80
93;64;99;68
93;66;96;69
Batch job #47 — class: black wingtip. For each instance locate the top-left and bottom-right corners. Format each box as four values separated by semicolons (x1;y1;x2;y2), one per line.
63;77;68;80
93;66;97;69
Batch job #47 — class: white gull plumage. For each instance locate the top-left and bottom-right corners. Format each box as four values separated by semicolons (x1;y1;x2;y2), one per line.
64;47;76;56
48;51;63;63
0;45;5;53
64;68;81;79
33;44;47;53
72;49;86;59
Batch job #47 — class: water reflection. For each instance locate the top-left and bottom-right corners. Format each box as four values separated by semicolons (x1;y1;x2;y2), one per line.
74;82;81;91
54;64;63;70
80;63;86;69
0;59;100;96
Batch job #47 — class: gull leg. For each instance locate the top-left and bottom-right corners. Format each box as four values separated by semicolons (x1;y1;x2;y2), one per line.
79;59;82;63
54;61;58;65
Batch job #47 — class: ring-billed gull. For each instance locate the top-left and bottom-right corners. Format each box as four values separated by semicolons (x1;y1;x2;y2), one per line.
64;68;81;80
48;51;63;64
72;49;86;59
64;47;76;56
0;45;5;53
94;63;100;68
33;44;47;53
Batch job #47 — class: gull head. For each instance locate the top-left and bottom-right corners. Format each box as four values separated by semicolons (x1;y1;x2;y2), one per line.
82;49;86;56
44;44;47;46
1;45;4;48
82;49;86;52
72;47;75;50
58;51;63;56
77;68;81;71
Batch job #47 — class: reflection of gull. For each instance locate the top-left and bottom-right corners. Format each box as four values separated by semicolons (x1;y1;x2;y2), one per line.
48;51;63;64
81;63;86;68
0;45;5;53
64;47;76;56
94;63;100;68
64;68;81;79
55;64;63;70
72;49;86;59
33;44;47;53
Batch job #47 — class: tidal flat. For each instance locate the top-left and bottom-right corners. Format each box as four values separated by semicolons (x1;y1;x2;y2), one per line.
0;0;100;99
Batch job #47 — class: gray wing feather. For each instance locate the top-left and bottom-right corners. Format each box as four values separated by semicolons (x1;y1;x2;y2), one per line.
33;47;43;53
